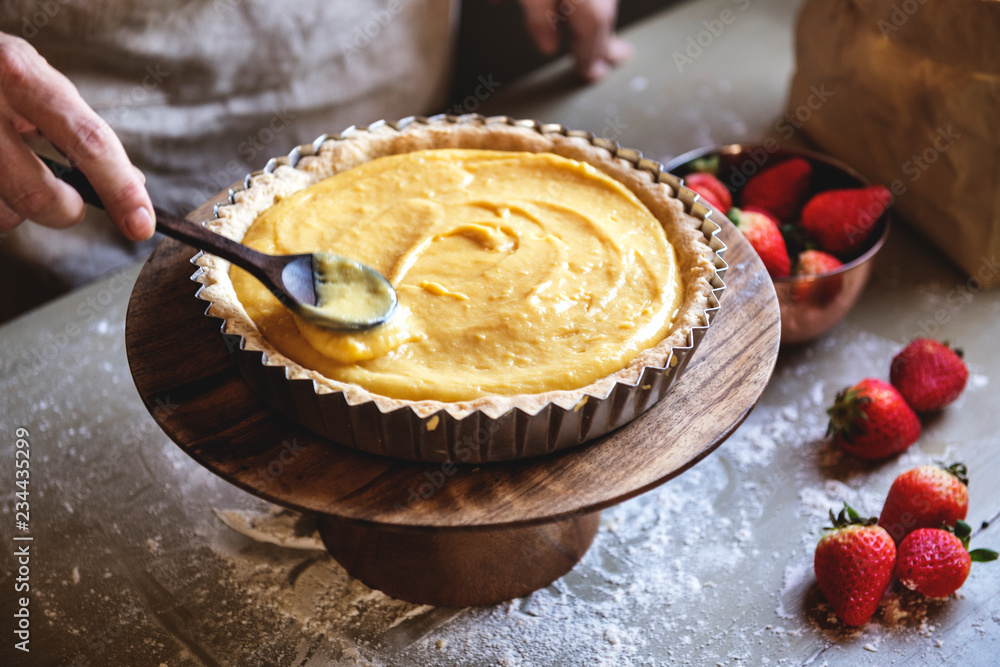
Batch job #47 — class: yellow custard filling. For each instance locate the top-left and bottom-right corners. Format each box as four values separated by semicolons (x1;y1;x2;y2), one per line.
230;149;684;401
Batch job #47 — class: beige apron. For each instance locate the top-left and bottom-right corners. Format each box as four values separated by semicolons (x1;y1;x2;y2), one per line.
0;0;455;318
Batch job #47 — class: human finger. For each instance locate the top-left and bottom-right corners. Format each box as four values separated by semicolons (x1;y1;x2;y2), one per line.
518;0;561;55
0;114;86;229
0;191;25;232
565;0;619;81
0;37;154;240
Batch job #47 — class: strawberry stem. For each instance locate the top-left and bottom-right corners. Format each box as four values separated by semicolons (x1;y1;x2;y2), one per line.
826;503;877;530
944;462;970;486
826;388;872;443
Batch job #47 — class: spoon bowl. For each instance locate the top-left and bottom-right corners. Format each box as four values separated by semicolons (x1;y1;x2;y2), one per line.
282;252;398;331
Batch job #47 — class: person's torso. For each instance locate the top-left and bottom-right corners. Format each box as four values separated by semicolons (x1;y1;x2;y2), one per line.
3;0;457;212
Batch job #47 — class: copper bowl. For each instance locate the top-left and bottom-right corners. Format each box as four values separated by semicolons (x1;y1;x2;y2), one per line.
666;144;890;344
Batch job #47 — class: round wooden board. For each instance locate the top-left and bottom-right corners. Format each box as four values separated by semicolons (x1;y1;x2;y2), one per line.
125;195;780;533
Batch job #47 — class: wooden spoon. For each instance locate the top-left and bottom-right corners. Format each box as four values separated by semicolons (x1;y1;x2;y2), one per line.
40;155;397;332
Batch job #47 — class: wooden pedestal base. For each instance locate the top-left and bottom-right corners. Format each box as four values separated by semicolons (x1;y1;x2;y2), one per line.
318;512;600;606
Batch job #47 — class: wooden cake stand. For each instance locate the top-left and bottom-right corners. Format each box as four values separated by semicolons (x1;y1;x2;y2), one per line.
125;197;780;607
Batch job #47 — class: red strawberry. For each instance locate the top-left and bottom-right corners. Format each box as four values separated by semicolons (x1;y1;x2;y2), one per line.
814;504;896;626
800;185;891;258
890;338;969;412
685;172;732;213
730;208;791;278
740;157;813;222
878;463;969;544
895;521;997;598
794;249;843;277
826;378;921;459
790;249;844;305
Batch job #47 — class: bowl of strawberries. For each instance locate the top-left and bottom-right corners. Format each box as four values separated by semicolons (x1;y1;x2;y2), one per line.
667;144;891;344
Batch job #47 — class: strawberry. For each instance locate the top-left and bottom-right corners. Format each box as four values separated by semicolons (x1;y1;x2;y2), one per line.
826;378;921;459
890;338;969;412
730;207;791;278
800;185;891;258
788;250;844;306
794;249;843;277
878;463;969;544
740;157;813;222
685;172;732;213
895;521;997;598
814;504;896;626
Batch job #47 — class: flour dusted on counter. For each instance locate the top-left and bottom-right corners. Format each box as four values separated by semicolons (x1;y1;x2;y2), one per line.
207;504;455;664
194;320;969;665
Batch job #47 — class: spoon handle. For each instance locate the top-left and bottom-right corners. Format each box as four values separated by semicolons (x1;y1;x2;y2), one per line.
150;207;276;286
38;154;278;286
38;154;102;208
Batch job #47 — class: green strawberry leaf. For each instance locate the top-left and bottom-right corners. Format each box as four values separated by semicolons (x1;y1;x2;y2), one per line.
970;548;999;563
826;503;877;530
954;520;972;539
947;519;973;548
780;223;811;259
689;155;720;175
826;389;872;443
948;520;994;554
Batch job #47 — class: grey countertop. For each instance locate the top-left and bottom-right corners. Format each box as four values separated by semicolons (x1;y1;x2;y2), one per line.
3;0;1000;665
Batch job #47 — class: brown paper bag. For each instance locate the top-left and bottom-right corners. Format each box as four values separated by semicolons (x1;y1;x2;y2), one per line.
788;0;1000;287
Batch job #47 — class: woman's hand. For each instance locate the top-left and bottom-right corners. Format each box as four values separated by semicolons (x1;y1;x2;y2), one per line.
0;32;153;241
517;0;632;81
